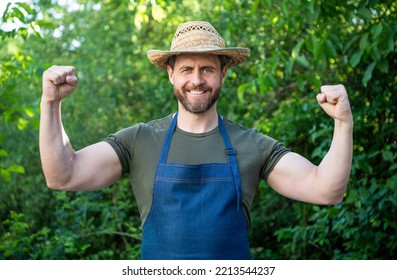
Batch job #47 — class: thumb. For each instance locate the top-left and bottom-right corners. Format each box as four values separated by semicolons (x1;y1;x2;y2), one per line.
316;93;336;119
316;93;326;104
56;75;78;99
66;75;78;86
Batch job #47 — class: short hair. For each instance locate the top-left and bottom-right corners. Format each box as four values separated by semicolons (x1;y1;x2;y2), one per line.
166;55;229;70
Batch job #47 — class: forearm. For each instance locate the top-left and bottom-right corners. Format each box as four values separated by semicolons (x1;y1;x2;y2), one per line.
316;119;353;202
39;100;76;188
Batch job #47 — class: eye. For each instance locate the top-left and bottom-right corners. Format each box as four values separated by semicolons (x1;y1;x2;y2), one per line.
202;67;214;73
180;67;193;73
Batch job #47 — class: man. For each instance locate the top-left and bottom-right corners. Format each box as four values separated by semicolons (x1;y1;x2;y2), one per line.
40;21;353;259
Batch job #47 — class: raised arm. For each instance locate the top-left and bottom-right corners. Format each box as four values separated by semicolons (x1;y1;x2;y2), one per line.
40;65;122;191
267;84;353;205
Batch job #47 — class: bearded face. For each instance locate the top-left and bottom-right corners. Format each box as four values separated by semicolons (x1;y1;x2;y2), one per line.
173;81;222;114
167;53;227;115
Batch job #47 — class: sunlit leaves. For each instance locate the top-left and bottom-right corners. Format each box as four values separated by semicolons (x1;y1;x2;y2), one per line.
0;0;396;260
151;4;166;22
0;1;46;187
133;3;149;30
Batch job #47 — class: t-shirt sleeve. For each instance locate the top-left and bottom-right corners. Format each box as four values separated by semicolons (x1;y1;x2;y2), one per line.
103;135;131;176
252;131;290;181
261;141;290;180
103;124;142;176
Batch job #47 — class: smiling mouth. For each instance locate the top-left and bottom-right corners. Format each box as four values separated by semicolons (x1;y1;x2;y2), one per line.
185;87;210;95
188;90;206;95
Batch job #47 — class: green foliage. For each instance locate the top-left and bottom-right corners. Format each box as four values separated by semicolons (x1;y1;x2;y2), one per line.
1;0;396;259
0;3;38;185
1;181;142;260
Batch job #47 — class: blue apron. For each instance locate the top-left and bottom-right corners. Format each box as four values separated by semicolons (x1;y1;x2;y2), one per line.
141;113;250;259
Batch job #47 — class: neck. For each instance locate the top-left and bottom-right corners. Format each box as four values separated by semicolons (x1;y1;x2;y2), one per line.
176;104;218;133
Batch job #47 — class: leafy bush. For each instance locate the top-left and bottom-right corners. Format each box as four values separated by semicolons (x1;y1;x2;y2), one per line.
1;0;396;259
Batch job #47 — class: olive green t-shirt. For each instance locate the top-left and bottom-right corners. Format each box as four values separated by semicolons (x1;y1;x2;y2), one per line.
104;114;290;226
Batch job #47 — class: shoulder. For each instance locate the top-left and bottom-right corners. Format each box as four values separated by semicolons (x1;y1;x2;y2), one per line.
115;114;172;137
222;116;272;143
222;116;256;136
146;114;173;130
221;117;262;156
222;116;289;155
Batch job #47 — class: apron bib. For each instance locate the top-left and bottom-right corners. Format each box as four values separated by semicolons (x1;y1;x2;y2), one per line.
141;113;250;259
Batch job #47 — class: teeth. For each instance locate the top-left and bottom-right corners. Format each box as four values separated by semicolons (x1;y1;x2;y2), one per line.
189;90;205;95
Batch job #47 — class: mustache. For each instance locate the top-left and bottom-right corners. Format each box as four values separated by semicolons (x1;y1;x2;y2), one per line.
184;86;211;91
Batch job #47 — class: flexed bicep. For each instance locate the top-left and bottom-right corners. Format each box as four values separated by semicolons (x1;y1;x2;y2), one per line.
61;142;123;191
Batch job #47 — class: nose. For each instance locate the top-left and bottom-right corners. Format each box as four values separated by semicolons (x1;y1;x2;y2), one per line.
190;69;204;87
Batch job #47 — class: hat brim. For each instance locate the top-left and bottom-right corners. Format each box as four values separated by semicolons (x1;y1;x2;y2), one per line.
147;47;250;69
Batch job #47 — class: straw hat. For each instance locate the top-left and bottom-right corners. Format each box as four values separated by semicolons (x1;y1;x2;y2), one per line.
147;21;250;69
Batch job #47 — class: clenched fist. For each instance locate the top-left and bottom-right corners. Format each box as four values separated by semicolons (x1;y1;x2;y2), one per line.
42;65;78;103
316;84;353;125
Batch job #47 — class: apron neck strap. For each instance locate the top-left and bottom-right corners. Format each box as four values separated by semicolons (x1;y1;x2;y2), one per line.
158;112;242;210
218;114;243;210
158;112;178;164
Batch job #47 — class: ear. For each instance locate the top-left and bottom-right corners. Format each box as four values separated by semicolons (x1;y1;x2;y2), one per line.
166;65;174;85
221;66;228;84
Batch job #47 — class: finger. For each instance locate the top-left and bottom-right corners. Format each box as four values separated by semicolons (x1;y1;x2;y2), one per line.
43;69;62;85
66;75;78;86
320;84;345;104
325;94;339;105
316;93;334;112
44;66;76;85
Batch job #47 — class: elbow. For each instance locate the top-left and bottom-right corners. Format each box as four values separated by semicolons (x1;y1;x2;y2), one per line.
317;196;343;206
44;176;75;191
314;178;348;205
46;179;68;191
320;189;346;205
42;164;78;191
326;195;344;205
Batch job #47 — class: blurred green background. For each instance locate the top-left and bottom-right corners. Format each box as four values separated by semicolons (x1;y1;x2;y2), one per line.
1;0;396;259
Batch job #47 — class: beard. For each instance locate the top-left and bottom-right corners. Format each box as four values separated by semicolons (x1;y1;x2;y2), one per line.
174;85;222;114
